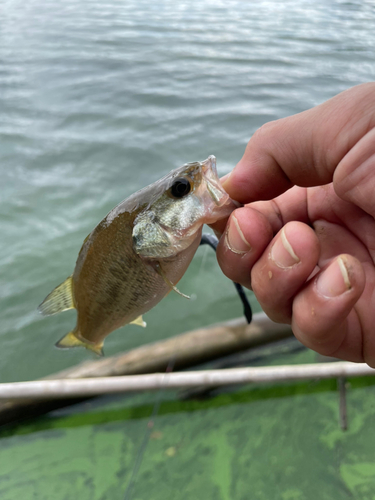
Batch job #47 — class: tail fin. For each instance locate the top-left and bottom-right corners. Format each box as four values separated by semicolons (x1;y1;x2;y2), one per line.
38;276;75;316
55;330;104;356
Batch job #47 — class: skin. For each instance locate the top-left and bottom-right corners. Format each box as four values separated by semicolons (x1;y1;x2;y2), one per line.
211;83;375;367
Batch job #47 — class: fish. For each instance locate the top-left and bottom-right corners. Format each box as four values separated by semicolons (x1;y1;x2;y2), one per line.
38;155;236;355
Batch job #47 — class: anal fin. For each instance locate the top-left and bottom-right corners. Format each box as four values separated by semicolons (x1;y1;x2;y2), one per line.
38;276;75;316
130;315;147;328
55;331;104;356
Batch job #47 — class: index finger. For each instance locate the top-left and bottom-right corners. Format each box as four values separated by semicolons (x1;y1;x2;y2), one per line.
223;83;375;204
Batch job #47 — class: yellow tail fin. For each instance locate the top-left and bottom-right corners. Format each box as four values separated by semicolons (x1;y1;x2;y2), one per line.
55;331;104;356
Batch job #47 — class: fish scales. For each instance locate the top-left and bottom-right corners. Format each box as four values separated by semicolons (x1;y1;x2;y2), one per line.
38;156;236;355
73;211;200;344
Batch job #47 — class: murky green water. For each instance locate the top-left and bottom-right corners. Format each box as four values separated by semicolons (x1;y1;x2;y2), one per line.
2;346;375;500
1;0;374;384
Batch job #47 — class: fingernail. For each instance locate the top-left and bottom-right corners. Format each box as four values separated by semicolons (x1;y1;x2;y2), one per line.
225;215;251;254
220;172;231;185
316;256;352;298
270;227;300;268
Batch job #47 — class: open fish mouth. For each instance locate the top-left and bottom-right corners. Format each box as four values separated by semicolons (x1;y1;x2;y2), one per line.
199;155;229;206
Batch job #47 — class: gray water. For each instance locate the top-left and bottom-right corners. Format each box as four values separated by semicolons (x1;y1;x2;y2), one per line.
1;0;374;383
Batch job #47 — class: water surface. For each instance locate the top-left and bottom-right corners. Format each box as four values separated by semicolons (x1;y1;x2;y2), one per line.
1;0;375;382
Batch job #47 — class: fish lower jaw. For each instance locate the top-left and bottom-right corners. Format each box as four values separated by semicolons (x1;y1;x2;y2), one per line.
203;206;236;225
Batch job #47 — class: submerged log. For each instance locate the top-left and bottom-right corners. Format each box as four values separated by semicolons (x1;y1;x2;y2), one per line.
0;312;292;426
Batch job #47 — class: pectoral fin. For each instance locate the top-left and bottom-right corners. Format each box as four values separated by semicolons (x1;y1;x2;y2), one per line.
130;316;147;327
55;330;104;356
38;276;75;316
153;262;190;299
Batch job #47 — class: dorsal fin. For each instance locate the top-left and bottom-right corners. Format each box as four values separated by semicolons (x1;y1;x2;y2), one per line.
38;276;75;316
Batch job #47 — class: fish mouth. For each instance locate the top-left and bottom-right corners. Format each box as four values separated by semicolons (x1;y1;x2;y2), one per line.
201;155;231;206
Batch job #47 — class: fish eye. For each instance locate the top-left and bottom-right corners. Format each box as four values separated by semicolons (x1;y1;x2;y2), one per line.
170;178;191;198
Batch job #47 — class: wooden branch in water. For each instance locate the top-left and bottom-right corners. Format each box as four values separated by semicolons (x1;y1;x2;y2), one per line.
50;312;292;379
0;312;292;425
0;362;374;400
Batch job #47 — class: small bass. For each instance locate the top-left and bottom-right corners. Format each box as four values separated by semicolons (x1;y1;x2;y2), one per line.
39;156;236;355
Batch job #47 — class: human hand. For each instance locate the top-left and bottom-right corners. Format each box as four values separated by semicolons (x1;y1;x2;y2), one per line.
214;83;375;366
